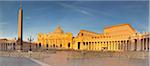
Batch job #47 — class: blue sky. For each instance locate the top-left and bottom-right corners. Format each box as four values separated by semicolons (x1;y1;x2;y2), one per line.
0;1;149;41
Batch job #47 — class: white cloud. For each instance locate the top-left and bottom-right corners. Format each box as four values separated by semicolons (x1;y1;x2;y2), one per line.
0;22;8;37
0;22;8;29
0;22;7;25
59;3;93;16
25;16;31;20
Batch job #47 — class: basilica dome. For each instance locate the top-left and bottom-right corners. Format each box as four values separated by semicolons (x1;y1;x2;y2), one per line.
54;25;64;34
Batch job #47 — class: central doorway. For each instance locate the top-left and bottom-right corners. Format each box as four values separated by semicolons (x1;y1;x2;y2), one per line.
78;42;80;49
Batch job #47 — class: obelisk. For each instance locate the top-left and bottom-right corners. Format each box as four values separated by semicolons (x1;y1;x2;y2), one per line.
18;2;23;50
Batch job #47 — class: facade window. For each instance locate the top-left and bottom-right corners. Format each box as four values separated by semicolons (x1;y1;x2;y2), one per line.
103;36;105;38
121;41;123;43
115;41;117;43
112;41;114;43
109;41;111;44
83;42;85;45
81;33;83;36
124;40;126;43
89;42;91;44
92;42;94;44
53;44;55;47
86;42;88;45
60;44;62;47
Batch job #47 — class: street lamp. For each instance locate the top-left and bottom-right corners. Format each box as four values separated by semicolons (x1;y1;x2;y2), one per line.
28;36;34;51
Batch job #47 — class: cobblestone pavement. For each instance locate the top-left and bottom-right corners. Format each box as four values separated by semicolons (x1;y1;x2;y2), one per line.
40;51;149;66
0;57;41;66
0;51;149;66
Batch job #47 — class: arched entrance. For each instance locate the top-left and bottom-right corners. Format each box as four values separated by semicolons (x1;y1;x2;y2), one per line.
78;42;80;49
46;44;49;50
39;43;41;48
68;43;70;48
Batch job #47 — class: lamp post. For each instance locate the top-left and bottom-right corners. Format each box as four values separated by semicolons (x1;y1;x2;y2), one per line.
28;36;34;51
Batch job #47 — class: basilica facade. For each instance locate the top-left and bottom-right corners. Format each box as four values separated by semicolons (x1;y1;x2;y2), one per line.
38;25;73;50
37;24;150;51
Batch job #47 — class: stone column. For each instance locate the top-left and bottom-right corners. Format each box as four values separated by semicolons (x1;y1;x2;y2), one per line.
99;42;102;51
134;39;137;51
137;38;141;51
147;38;149;51
116;41;118;51
141;39;143;51
91;42;93;51
121;41;123;51
110;41;112;51
119;41;121;51
87;42;89;50
121;41;124;51
113;41;115;51
108;42;110;51
107;41;109;51
89;42;91;50
144;38;146;51
92;42;94;51
112;41;114;51
145;38;148;51
127;40;129;51
94;42;97;50
129;39;134;51
124;41;126;51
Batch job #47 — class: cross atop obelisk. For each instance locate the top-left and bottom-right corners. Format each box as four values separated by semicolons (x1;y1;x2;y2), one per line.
17;1;23;50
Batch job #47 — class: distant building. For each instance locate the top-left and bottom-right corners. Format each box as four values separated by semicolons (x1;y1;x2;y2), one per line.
0;38;16;51
0;38;37;51
37;23;150;51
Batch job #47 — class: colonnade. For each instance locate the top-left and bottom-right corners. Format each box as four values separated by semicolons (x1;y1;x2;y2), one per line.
76;37;149;51
0;43;15;51
133;38;149;51
76;40;131;51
